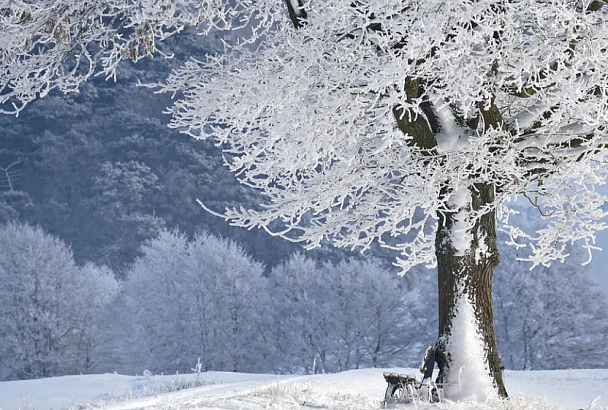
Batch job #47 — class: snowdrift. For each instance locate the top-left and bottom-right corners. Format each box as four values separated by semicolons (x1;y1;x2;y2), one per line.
0;368;606;410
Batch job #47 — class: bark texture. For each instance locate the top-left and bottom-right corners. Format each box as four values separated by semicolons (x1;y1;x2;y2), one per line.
434;183;507;398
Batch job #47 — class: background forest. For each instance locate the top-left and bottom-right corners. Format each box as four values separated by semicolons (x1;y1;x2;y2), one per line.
1;30;608;382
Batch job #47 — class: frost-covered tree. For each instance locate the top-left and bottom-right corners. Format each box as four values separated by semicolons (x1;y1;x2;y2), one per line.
74;263;121;372
184;231;271;372
494;208;608;370
3;0;608;398
116;230;195;373
93;160;165;265
322;258;433;370
268;254;435;373
495;255;608;370
0;223;118;380
115;230;269;374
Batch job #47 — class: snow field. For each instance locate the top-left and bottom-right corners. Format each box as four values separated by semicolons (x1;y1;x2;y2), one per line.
1;369;607;410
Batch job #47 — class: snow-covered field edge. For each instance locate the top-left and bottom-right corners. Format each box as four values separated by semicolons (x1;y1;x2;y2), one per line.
0;368;606;410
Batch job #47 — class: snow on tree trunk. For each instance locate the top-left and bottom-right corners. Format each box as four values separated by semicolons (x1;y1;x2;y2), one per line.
435;182;507;399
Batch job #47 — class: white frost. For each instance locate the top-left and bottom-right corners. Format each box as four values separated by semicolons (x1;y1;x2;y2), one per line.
3;366;608;410
475;232;489;264
447;188;472;256
432;96;470;154
289;0;303;16
444;290;496;401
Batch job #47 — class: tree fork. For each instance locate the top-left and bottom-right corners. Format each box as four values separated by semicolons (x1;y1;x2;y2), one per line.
393;77;439;152
285;0;307;28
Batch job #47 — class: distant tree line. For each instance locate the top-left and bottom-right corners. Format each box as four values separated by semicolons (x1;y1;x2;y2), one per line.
104;231;435;375
0;223;435;379
1;222;608;381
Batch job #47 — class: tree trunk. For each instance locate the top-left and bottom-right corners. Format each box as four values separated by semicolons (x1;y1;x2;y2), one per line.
434;182;507;399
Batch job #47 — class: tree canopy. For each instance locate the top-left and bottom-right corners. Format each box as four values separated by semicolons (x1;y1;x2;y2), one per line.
3;0;607;268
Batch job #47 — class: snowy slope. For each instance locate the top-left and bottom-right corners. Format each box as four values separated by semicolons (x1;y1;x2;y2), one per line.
0;369;606;410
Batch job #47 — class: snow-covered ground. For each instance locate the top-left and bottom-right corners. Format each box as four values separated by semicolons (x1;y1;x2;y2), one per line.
0;368;606;410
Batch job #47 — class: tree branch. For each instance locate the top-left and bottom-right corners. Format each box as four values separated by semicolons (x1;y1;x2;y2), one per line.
285;0;307;29
393;78;438;152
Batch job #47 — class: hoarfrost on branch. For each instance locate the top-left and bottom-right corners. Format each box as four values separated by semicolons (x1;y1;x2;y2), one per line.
3;0;608;272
